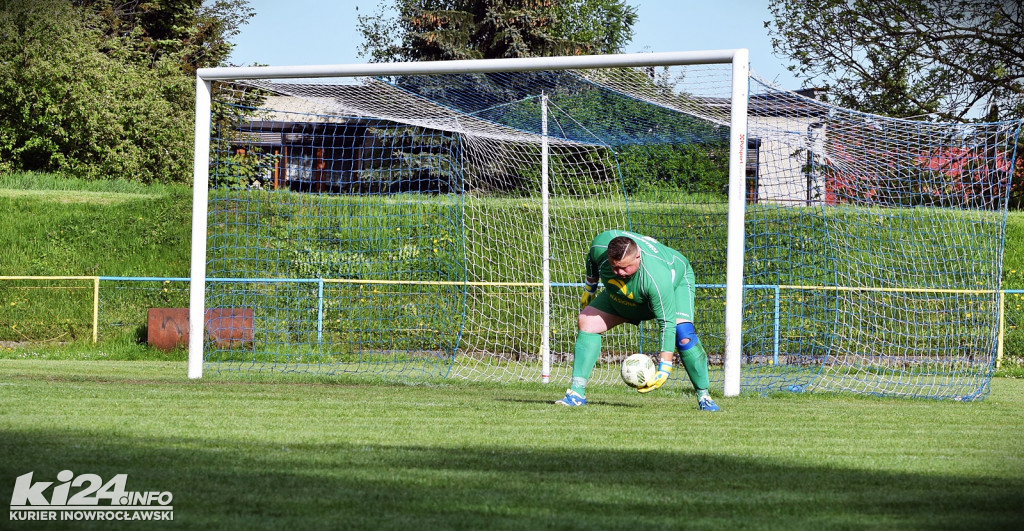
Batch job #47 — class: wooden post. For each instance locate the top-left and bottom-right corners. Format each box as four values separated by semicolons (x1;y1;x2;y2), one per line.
273;149;280;190
281;146;288;188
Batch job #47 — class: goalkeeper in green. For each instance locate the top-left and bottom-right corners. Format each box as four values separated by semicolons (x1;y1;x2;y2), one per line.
555;230;720;411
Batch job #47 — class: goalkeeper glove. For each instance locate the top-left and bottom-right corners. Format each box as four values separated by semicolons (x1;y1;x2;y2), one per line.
637;360;673;394
580;279;598;308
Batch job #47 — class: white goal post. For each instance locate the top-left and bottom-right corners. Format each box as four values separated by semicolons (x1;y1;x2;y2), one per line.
187;50;751;396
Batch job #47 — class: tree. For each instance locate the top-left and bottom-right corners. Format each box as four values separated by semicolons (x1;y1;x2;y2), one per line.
0;0;253;182
72;0;253;74
357;0;637;62
767;0;1023;122
352;1;638;196
546;0;636;56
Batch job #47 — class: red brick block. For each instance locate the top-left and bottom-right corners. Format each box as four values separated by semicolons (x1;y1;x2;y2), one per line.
147;308;254;351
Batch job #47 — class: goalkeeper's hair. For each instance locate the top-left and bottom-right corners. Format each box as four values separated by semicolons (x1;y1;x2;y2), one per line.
607;236;638;262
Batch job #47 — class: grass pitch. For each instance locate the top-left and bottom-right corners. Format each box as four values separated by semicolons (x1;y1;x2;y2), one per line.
1;360;1022;530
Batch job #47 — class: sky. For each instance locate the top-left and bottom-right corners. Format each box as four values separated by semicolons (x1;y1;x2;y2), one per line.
228;0;804;89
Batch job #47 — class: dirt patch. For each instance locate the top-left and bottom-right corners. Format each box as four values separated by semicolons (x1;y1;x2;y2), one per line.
0;189;158;205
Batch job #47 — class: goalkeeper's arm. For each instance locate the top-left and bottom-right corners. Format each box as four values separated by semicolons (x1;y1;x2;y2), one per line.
580;276;599;308
637;352;673;393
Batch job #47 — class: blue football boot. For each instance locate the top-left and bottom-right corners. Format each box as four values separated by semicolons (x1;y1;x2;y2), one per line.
697;395;720;412
555;389;587;406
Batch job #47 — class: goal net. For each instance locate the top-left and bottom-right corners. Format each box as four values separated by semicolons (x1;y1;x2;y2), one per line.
189;52;1021;401
744;78;1021;400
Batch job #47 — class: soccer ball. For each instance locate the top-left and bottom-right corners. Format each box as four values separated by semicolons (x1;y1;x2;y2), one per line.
620;354;656;388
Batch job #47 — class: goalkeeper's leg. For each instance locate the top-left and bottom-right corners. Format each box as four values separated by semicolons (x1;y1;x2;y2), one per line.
568;331;601;392
677;321;719;411
557;303;627;405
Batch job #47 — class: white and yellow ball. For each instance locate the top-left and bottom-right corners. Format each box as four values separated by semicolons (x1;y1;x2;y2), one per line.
620;354;656;388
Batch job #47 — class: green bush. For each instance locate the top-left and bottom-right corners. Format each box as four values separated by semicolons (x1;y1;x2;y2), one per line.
0;1;195;184
617;143;729;196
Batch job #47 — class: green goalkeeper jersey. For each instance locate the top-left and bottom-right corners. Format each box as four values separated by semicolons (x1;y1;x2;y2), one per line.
586;230;696;353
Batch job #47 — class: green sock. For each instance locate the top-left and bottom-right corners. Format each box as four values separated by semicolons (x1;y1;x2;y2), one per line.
570;331;602;396
679;340;710;392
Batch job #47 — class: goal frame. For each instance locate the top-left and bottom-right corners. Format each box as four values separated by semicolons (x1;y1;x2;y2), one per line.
188;50;751;396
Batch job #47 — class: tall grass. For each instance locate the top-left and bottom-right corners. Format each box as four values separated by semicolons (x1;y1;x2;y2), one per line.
0;171;183;194
1;174;1023;373
0;172;192;276
0;173;193;346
